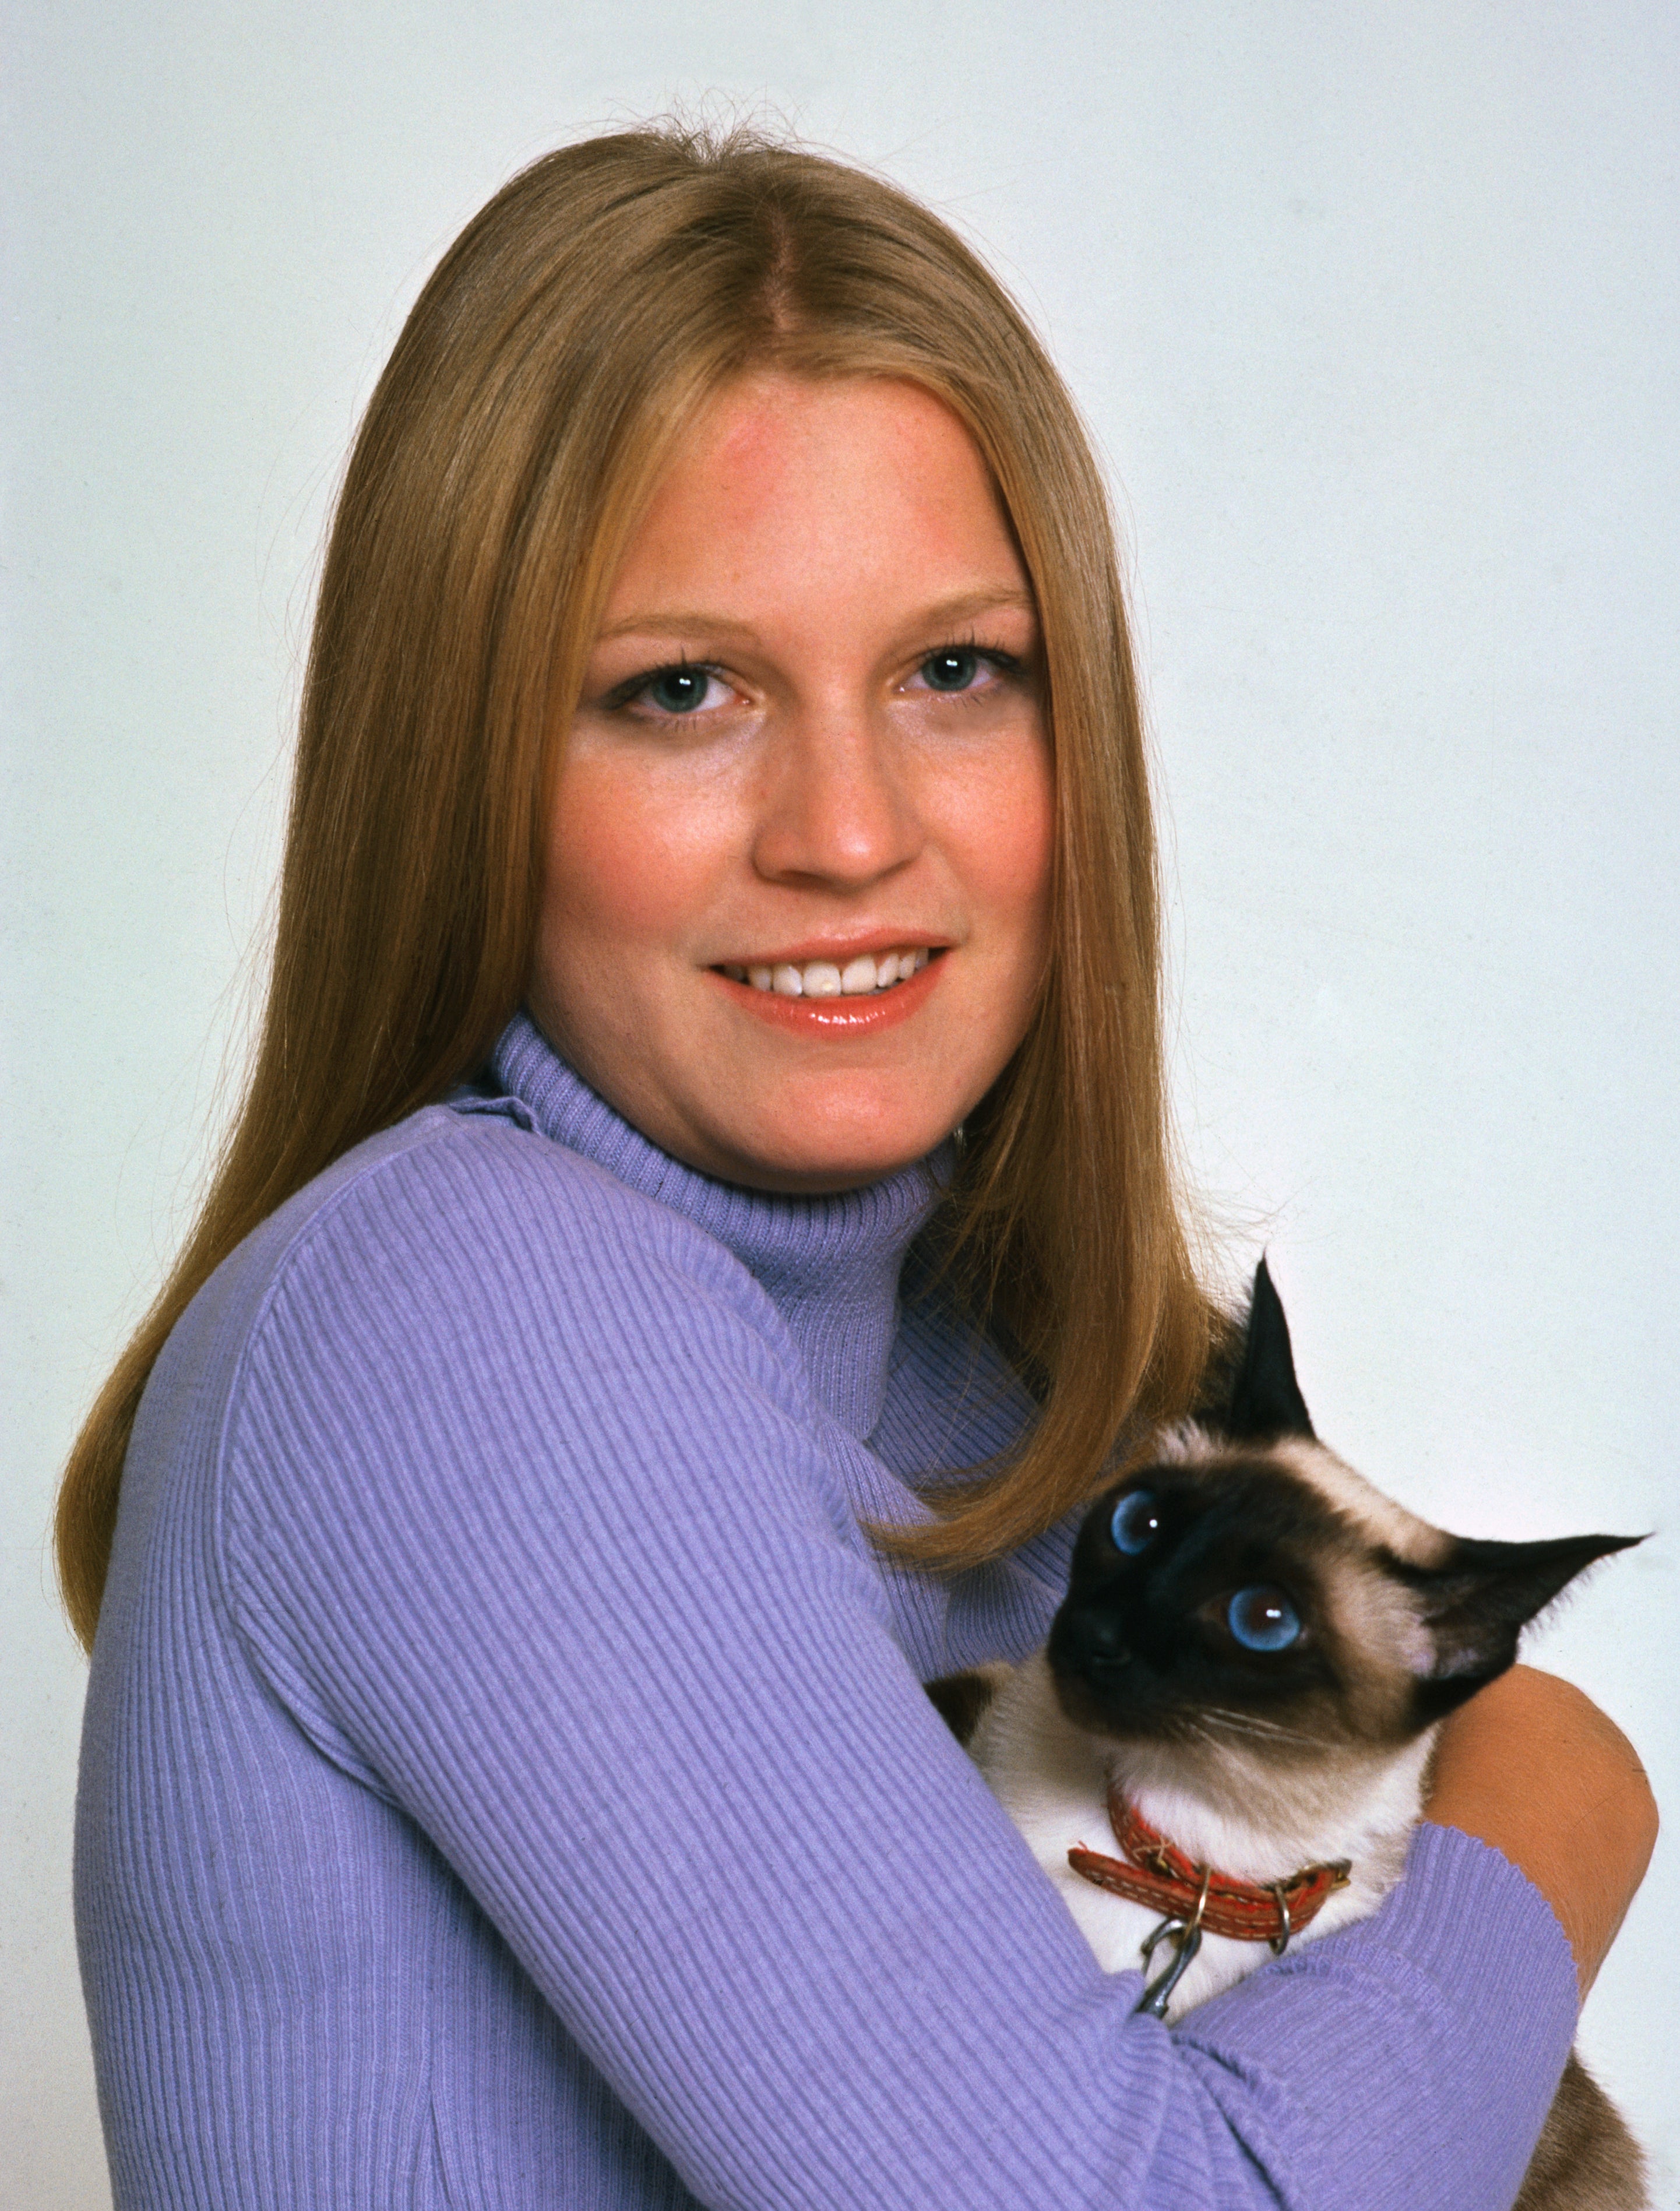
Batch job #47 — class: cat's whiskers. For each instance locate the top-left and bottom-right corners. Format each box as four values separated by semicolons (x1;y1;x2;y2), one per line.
1199;1707;1319;1749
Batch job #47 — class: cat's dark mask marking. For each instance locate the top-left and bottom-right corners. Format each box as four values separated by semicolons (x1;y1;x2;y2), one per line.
1048;1459;1380;1758
1048;1261;1643;1760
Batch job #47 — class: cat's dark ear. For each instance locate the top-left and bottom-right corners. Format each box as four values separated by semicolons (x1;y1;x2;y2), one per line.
1410;1531;1646;1721
1225;1257;1315;1441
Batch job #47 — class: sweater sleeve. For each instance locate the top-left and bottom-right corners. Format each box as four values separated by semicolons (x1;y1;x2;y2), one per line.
217;1115;1577;2211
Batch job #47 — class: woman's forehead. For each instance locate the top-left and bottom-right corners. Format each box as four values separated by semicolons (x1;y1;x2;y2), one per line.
598;372;1030;625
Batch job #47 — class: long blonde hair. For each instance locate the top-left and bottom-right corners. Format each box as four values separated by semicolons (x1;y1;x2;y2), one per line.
56;122;1215;1648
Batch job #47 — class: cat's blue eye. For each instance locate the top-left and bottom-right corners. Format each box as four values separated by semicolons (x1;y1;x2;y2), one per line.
1110;1489;1162;1555
1226;1585;1302;1652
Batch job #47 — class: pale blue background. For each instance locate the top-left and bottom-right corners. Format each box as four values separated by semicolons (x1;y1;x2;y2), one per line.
5;5;1676;2204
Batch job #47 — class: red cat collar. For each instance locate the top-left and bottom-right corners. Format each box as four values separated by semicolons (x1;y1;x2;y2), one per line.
1068;1782;1351;1951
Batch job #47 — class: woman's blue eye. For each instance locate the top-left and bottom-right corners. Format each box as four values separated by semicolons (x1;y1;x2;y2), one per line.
921;648;981;692
1110;1489;1162;1554
644;666;714;713
1226;1586;1302;1652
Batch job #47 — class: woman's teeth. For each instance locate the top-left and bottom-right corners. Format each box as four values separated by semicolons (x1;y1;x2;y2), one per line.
719;948;933;998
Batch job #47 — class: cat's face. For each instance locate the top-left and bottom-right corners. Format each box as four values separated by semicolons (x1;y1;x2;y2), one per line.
1048;1441;1450;1764
1047;1262;1639;1769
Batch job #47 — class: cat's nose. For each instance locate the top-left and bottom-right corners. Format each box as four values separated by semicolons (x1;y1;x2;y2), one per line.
1065;1610;1130;1672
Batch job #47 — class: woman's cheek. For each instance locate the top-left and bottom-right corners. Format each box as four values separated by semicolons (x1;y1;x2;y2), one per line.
543;748;734;958
950;726;1055;961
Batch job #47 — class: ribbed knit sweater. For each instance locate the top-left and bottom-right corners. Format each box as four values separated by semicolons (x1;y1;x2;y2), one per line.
76;1011;1578;2209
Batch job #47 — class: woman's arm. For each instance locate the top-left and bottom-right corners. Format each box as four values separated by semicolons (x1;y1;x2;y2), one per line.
205;1114;1584;2210
1423;1663;1658;1997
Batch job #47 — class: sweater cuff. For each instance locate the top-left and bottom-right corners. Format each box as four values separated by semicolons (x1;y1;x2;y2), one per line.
1171;1820;1579;2211
1378;1819;1578;2014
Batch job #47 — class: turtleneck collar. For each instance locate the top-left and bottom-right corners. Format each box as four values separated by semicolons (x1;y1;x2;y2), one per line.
485;1011;952;1440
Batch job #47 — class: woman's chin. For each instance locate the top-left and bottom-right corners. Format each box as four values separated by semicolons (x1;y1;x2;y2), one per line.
676;1096;956;1195
531;1001;973;1192
704;1135;943;1196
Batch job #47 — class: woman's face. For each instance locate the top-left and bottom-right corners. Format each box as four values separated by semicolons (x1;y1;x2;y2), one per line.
528;372;1054;1192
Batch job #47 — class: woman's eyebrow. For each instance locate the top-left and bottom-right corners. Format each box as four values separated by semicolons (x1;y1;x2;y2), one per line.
594;587;1038;647
896;587;1039;635
594;611;759;645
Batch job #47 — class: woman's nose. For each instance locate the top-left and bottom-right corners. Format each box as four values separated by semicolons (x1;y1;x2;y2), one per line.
748;707;925;890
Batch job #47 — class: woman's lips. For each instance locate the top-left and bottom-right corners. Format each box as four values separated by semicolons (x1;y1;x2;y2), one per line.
709;948;944;1033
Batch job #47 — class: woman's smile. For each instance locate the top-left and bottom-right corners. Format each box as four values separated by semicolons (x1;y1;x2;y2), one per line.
707;943;942;1037
527;371;1055;1192
714;942;935;998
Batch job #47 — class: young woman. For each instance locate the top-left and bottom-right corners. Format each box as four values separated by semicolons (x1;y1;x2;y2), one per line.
61;125;1654;2209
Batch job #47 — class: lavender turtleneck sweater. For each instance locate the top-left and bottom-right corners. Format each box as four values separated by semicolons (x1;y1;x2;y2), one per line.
76;1012;1576;2209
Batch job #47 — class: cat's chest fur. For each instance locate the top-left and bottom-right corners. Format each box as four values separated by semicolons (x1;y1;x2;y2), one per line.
969;1647;1425;2008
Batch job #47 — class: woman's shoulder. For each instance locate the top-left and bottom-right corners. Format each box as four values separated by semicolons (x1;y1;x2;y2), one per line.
144;1097;812;1516
130;1093;849;1632
211;1094;774;1356
282;1092;754;1285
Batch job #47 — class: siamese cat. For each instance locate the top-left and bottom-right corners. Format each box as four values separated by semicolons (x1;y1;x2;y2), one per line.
934;1261;1647;2211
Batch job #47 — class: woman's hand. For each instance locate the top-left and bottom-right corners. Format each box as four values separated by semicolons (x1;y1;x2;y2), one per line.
1424;1664;1657;1999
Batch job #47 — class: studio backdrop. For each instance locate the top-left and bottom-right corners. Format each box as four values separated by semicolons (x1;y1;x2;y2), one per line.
6;5;1675;2205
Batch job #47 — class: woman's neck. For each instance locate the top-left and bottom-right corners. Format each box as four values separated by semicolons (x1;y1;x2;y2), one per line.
477;1011;955;1439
